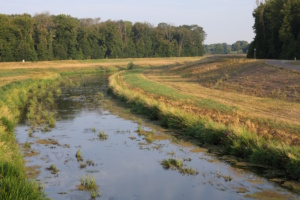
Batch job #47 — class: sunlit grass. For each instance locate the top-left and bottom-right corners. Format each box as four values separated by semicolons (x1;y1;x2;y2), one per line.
123;71;236;114
108;69;300;179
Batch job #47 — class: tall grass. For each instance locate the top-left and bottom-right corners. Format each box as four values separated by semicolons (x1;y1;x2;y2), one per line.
0;78;59;199
0;69;80;199
109;71;300;179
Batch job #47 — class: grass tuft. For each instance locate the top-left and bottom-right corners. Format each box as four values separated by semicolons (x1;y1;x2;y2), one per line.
76;149;83;162
98;131;108;140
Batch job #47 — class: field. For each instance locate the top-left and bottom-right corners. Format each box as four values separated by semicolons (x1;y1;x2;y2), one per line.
108;55;300;179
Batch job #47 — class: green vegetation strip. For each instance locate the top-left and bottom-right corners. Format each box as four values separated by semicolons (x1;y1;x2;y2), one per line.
124;70;300;135
123;70;237;114
0;78;64;199
109;71;300;180
0;70;85;199
0;69;30;77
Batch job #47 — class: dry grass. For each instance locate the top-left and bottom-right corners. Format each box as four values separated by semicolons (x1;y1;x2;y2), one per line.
36;139;59;145
0;57;199;70
140;56;300;144
108;67;300;179
0;57;199;87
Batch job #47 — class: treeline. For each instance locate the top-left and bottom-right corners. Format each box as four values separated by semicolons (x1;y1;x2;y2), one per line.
205;41;249;54
247;0;300;59
0;13;206;62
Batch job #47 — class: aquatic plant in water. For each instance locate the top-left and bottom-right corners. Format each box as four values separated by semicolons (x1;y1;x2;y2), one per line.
98;131;108;140
161;158;198;175
76;149;83;162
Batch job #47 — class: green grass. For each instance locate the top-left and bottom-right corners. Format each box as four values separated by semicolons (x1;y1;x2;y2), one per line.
0;69;29;77
0;76;63;199
0;63;120;198
59;68;115;76
161;158;198;175
109;71;300;180
90;190;100;199
79;175;97;190
136;126;153;143
123;70;237;114
0;142;45;200
161;158;183;169
24;141;31;149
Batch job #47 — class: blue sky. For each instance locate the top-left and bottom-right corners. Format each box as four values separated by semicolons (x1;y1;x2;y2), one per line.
0;0;256;44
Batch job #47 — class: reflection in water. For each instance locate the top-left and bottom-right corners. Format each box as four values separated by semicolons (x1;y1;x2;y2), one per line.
16;75;299;200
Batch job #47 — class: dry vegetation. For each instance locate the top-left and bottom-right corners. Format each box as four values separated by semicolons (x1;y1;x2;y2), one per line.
143;55;300;141
0;57;198;87
108;55;300;179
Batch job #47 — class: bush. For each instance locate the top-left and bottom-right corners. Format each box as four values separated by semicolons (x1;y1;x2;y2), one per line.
127;62;134;70
1;117;14;133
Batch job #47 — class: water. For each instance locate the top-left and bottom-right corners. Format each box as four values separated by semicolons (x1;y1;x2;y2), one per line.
16;74;299;200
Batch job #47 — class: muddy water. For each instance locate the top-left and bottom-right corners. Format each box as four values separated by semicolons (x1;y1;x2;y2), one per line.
16;75;299;200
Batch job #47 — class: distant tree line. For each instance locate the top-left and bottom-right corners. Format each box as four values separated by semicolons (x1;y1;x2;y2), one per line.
0;13;206;62
247;0;300;59
205;41;249;54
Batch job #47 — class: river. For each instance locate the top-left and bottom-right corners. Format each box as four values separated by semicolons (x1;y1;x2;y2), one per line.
15;74;299;200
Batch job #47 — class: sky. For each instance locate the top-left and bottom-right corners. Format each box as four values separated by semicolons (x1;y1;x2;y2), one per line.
0;0;257;44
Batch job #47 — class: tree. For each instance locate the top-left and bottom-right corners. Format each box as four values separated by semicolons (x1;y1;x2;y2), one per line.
53;14;79;59
0;13;207;61
33;12;54;60
132;22;153;57
248;0;300;59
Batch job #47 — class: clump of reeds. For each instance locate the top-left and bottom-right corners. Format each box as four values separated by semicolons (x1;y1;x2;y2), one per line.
161;158;198;175
137;126;153;143
79;176;97;190
76;149;83;162
80;162;87;169
47;164;59;174
86;159;95;166
161;158;183;169
24;141;31;149
90;190;101;199
98;131;108;140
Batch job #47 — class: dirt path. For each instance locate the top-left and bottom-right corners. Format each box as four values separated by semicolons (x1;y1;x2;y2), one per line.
265;60;300;72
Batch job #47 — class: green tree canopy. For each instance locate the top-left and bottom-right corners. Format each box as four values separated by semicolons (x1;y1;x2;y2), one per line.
248;0;300;59
0;13;207;62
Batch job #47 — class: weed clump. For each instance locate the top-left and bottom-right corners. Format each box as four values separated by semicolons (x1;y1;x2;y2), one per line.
137;126;154;143
98;131;108;140
86;160;95;166
47;164;59;174
28;129;33;137
0;117;14;133
91;190;100;199
24;141;31;149
80;162;87;169
76;149;83;162
127;61;135;70
161;158;198;175
161;158;183;169
78;175;98;190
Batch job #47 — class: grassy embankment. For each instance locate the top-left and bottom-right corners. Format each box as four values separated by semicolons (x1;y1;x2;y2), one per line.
108;55;300;179
0;57;193;199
